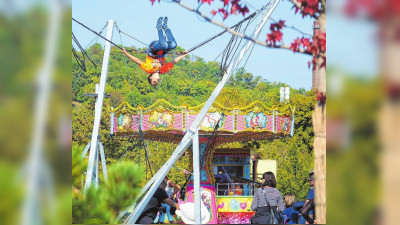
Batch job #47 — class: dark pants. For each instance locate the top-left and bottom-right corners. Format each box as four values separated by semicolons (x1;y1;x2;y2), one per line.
136;215;154;224
255;206;281;224
301;200;315;224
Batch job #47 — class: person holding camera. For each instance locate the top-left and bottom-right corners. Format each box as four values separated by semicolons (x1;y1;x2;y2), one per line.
136;179;178;224
158;176;181;224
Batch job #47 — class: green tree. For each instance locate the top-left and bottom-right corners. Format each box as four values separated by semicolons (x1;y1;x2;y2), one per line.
255;90;316;200
72;145;143;224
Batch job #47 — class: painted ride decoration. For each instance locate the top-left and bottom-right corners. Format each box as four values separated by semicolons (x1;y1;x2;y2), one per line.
110;99;294;224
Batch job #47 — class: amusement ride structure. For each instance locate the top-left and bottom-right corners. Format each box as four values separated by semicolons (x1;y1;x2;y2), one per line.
74;0;296;223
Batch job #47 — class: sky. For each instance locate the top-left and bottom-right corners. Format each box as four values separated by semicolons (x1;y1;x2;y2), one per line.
72;0;378;90
327;0;378;78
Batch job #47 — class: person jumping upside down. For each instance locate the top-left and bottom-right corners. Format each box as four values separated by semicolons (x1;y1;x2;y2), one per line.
122;17;188;86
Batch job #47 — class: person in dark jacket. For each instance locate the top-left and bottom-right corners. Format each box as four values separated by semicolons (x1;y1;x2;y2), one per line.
136;179;177;224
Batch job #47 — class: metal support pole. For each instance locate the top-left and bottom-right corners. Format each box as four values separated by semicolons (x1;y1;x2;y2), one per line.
125;1;280;223
81;142;91;158
85;20;114;190
81;142;108;185
21;1;61;224
193;130;201;224
95;147;99;187
99;142;108;181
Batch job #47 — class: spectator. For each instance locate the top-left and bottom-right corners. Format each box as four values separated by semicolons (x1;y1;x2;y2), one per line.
251;172;285;224
159;176;180;224
283;194;300;224
136;179;177;224
301;171;316;224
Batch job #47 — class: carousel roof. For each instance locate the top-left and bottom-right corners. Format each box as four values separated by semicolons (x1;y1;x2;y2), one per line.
109;99;295;143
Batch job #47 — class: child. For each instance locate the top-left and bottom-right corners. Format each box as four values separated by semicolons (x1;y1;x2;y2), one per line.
122;17;188;86
283;194;300;224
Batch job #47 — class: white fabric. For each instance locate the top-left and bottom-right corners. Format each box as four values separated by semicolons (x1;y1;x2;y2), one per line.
176;202;210;224
165;184;174;197
176;190;211;224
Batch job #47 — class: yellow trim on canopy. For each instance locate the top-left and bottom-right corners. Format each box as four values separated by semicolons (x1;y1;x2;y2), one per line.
112;99;294;116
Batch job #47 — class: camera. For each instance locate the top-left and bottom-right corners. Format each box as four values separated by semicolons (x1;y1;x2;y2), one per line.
159;206;167;214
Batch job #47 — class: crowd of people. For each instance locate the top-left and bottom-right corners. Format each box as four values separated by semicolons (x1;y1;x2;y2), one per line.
136;170;316;224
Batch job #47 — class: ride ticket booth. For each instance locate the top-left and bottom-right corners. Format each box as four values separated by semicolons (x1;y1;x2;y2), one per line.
212;148;258;224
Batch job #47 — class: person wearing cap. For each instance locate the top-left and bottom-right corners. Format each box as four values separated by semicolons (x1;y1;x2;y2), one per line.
301;171;316;224
122;17;188;86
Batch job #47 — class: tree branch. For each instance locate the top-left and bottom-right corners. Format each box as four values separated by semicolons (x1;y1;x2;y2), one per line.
172;0;313;56
270;17;313;37
268;44;326;58
288;0;319;20
287;24;313;37
288;0;302;11
268;44;313;55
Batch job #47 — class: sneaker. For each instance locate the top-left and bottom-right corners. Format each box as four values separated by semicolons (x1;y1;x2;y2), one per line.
156;17;163;30
162;17;168;30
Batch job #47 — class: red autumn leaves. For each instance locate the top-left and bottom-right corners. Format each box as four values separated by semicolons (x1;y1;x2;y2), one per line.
266;20;326;58
266;20;285;45
289;33;326;56
204;0;327;68
209;0;327;69
293;0;321;18
344;0;400;21
209;0;249;19
149;0;160;6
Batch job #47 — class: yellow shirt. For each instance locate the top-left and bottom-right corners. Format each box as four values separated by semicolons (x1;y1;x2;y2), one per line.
139;56;173;74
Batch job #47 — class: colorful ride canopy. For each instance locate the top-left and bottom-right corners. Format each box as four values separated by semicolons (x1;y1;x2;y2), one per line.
110;99;295;143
